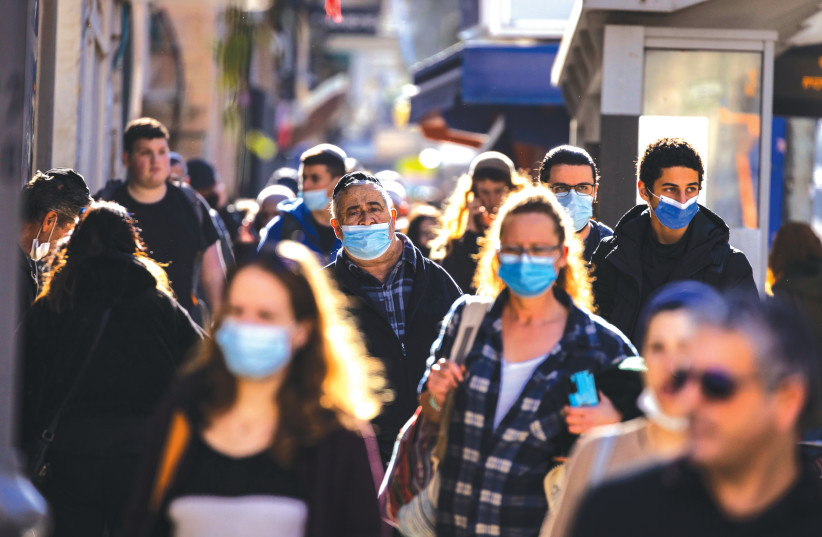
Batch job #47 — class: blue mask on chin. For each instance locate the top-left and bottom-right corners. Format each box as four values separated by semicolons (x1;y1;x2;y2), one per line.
216;320;292;379
497;253;558;298
341;222;393;260
648;192;699;230
557;191;593;232
301;189;330;211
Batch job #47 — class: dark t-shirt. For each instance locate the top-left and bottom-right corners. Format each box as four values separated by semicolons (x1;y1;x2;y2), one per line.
111;183;218;313
570;457;822;537
639;225;692;306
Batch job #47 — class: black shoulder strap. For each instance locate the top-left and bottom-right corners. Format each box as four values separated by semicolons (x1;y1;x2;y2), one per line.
37;308;112;445
169;180;204;228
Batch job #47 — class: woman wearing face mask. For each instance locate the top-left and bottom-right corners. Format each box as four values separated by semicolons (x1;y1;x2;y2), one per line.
539;281;726;537
420;186;643;537
123;241;388;537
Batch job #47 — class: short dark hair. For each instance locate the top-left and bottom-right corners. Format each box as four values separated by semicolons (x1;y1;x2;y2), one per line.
21;168;91;225
300;144;347;179
123;117;169;153
539;145;599;184
637;137;704;193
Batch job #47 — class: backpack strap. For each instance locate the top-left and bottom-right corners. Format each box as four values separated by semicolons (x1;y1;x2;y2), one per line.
702;244;730;288
149;410;192;512
170;180;205;228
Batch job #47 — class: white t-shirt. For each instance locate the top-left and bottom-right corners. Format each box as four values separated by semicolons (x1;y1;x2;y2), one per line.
493;354;547;429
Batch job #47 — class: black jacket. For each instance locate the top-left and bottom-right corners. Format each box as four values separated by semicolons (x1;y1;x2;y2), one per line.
591;204;757;343
21;255;204;454
325;242;463;462
773;258;822;350
439;229;482;293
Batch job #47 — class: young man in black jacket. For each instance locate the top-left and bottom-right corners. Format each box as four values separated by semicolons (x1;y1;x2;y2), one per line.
591;137;757;344
325;172;462;463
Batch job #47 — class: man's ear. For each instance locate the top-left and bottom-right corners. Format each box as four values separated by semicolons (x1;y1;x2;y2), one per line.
637;181;650;203
42;210;58;233
122;151;129;168
331;218;344;240
773;376;807;434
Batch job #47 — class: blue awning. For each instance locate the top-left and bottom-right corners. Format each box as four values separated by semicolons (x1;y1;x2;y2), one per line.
410;41;564;122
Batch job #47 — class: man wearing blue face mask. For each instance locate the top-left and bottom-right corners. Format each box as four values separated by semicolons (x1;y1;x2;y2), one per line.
591;137;757;345
258;144;346;262
540;145;613;263
325;172;463;464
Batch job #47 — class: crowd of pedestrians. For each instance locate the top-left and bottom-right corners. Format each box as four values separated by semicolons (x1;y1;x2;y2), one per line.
14;115;822;537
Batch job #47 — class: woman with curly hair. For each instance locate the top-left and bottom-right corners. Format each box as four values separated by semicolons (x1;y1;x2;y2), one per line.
123;240;388;537
21;201;204;537
420;186;642;537
429;152;529;292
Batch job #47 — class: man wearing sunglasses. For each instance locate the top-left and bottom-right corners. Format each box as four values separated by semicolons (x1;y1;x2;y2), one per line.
568;296;822;537
590;137;757;345
539;145;612;263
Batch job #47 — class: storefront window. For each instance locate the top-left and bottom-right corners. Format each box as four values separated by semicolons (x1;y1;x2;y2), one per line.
642;50;762;229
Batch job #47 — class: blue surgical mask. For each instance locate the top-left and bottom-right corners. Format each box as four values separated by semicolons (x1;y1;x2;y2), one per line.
648;192;699;230
557;191;593;232
216;320;292;379
301;189;330;211
341;222;393;260
497;253;557;298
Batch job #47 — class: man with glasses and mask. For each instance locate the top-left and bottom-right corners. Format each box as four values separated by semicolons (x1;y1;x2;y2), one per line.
539;145;612;263
325;172;462;463
18;168;91;316
568;295;822;537
590;137;756;345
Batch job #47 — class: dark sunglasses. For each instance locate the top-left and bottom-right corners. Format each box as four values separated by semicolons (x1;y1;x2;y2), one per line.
668;368;757;401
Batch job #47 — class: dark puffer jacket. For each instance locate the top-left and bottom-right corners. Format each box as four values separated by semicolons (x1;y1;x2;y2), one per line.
325;242;462;463
591;204;757;343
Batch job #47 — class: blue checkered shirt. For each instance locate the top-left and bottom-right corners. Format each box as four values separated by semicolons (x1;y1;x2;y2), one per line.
427;288;637;537
343;234;416;341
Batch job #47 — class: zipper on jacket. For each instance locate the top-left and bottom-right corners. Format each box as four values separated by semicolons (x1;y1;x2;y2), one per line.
400;341;407;358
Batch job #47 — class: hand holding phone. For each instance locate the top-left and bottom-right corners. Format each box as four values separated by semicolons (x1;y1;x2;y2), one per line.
568;370;599;407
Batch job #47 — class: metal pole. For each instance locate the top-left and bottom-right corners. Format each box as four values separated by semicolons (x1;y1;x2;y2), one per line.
0;0;50;532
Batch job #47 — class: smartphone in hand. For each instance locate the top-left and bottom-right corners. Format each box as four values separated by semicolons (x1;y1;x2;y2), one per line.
568;370;599;407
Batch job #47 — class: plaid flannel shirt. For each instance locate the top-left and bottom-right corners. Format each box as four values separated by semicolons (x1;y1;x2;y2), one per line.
343;234;416;341
429;288;637;537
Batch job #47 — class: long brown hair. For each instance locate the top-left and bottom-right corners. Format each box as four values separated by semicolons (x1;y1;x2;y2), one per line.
187;240;387;464
473;186;594;311
38;201;172;312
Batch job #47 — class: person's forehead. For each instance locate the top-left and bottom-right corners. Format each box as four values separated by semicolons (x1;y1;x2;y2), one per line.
548;164;594;184
301;163;330;177
656;166;700;186
339;183;386;205
692;327;758;374
501;212;559;242
474;178;507;191
132;137;168;151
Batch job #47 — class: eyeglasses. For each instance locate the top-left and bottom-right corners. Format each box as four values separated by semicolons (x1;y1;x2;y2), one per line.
547;183;595;198
497;244;561;258
668;367;758;402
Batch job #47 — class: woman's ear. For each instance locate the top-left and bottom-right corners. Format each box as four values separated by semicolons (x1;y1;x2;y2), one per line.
292;320;312;351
